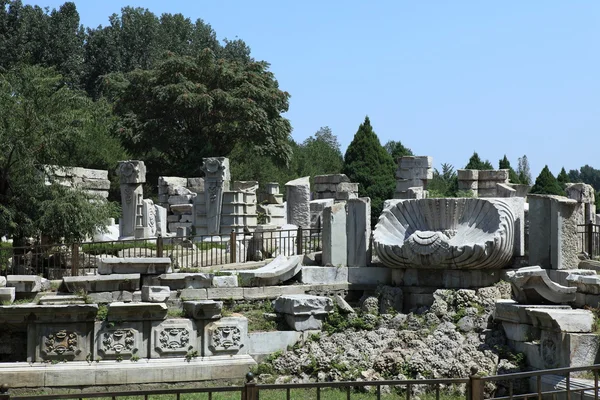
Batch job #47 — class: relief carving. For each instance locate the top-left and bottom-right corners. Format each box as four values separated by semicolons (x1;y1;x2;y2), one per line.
102;329;135;355
210;326;242;352
44;330;79;356
159;328;189;350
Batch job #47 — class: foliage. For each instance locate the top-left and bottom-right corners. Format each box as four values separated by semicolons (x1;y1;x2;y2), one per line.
530;166;565;196
516;155;532;185
96;305;109;321
427;163;458;197
343;116;396;228
223;301;279;332
0;64;125;242
498;155;521;184
384;140;413;161
322;305;376;335
465;152;493;170
105;50;292;181
557;167;569;190
568;165;600;191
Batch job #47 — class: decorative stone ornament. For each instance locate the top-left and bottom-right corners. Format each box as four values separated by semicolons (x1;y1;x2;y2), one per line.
204;316;248;356
150;319;197;358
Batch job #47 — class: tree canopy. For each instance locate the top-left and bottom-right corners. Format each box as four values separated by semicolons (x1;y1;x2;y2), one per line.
517;155;532;185
529;165;564;196
384;140;413;161
343;117;396;228
105;50;292;180
0;64;123;241
465;152;493;170
498;155;521;184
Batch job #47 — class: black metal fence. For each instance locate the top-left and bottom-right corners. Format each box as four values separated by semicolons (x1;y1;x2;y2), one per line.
578;223;600;259
5;364;600;399
0;228;322;278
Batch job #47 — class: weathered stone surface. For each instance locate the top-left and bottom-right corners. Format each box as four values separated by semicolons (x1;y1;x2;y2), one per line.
0;287;15;303
237;255;302;287
397;268;501;288
248;331;302;359
527;309;594;333
566;273;600;294
34;322;93;362
322;203;347;266
283;314;326;331
0;304;97;324
183;300;222;320
62;274;141;292
346;197;371;268
150;318;198;358
170;203;194;214
502;321;538;342
204;316;248;356
493;299;571;324
180;288;208;300
285;177;311;228
141;285;171;302
273;294;333;316
374;198;516;269
309;199;334;229
38;294;85;305
98;257;172;275
153;273;213;290
506;266;577;304
300;266;348;284
7;275;50;293
94;321;146;360
107;302;167;321
333;294;355;313
87;292;113;304
348;267;392;286
528;194;583;270
212;275;238;288
0;276;6;287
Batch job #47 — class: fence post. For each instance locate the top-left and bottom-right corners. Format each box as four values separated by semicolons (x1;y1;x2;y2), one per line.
71;243;79;277
0;383;9;400
296;226;303;255
469;367;483;400
230;230;237;264
156;235;164;258
244;372;258;400
587;222;594;258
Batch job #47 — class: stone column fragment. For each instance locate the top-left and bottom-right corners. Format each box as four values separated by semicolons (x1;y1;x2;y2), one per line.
322;202;347;266
285;177;311;229
346;197;371;267
117;160;146;239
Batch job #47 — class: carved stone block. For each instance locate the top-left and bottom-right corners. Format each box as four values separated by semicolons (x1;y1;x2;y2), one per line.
94;321;146;360
204;316;248;356
34;323;92;362
150;319;197;358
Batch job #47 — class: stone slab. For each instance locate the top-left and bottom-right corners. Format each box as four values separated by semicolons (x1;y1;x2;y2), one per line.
348;267;392;286
141;286;171;302
33;322;93;362
502;321;539;342
300;266;348;284
153;273;213;290
493;300;571;324
150;318;198;358
0;356;256;388
0;304;98;324
98;258;172;275
38;295;85;305
322;202;347;266
94;321;147;360
6;275;50;293
0;276;6;287
346;197;371;268
183;300;222;320
237;255;302;287
506;266;577;304
179;288;208;300
212;275;238;288
204;316;249;356
206;287;244;300
248;331;302;358
107;302;167;321
283;314;326;331
285;176;311;228
62;274;141;292
527;309;594;333
273;294;333;316
0;287;15;303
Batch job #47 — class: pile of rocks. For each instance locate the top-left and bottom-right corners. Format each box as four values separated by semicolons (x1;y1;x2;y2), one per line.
259;284;521;396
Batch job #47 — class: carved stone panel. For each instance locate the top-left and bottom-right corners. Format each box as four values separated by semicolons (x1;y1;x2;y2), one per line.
150;319;197;358
94;321;146;360
204;316;248;356
117;160;146;185
34;323;91;362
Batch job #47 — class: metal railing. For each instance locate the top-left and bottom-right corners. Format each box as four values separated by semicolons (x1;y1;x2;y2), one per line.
578;223;600;259
0;228;322;278
4;364;600;399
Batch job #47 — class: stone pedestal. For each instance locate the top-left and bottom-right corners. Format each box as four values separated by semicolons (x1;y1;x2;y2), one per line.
273;294;333;331
285;177;311;229
117;160;146;239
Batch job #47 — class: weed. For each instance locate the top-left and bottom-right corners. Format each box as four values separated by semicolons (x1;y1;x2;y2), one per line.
96;305;109;321
130;355;140;362
167;308;184;318
185;349;199;362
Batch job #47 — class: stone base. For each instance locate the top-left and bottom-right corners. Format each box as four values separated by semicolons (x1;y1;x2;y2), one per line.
393;268;502;288
0;356;256;388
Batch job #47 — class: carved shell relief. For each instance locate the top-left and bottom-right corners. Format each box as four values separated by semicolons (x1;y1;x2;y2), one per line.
373;198;515;270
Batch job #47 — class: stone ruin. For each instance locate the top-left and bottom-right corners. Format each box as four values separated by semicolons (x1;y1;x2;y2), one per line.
44;165;111;200
458;169;530;198
5;153;600;394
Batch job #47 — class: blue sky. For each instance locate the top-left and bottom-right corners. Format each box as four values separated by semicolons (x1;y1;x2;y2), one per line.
26;1;600;178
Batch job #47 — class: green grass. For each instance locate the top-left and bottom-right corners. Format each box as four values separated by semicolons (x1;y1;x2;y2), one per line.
19;388;467;400
223;301;279;332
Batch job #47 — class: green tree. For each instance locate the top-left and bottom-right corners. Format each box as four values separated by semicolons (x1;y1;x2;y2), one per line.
498;155;520;184
517;155;532;185
557;167;569;190
427;163;458;197
0;64;123;241
465;152;493;170
105;50;292;182
529;165;565;196
295;127;343;179
384;140;413;161
342;116;395;227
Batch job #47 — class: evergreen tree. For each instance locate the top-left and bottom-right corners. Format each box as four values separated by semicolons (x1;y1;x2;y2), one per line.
343;116;395;228
557;167;569;190
465;152;493;170
517;155;532;185
498;155;521;183
530;166;565;196
384;140;413;161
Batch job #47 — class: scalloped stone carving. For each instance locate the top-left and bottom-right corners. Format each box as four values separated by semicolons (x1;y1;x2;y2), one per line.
373;198;515;269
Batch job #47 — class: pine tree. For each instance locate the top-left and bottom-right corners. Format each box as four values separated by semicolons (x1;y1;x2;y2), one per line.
517;155;532;185
343;116;396;228
530;166;565;196
498;155;521;184
557;167;569;190
465;152;493;170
